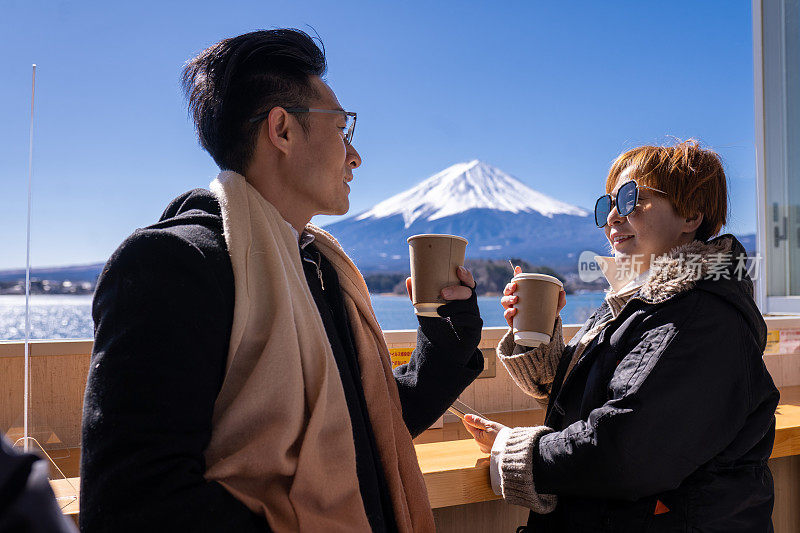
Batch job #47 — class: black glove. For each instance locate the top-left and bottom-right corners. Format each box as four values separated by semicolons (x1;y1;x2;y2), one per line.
435;282;483;349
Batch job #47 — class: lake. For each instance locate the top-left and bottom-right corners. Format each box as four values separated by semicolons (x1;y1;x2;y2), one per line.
0;292;606;340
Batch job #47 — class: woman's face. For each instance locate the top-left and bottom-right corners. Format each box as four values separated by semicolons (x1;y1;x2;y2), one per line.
604;166;698;272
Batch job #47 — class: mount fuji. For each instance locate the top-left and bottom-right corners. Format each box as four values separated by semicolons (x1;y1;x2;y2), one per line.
324;160;610;272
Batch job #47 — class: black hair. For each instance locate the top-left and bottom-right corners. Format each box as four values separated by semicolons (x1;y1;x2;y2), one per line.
181;29;327;173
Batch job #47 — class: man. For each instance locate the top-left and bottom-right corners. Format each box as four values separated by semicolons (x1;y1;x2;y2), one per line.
80;29;483;532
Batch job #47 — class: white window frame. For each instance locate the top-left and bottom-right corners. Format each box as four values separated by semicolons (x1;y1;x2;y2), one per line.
753;0;800;314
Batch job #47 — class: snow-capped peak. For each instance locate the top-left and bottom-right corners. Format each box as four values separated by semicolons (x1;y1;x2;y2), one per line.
354;160;589;228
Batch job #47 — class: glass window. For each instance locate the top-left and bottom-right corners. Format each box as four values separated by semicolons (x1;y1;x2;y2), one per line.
757;0;800;311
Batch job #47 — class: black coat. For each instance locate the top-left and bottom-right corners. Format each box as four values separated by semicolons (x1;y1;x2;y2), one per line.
526;235;779;532
0;436;78;532
80;189;483;532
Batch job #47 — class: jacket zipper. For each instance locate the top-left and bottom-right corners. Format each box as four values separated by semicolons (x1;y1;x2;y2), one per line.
301;249;325;291
313;252;324;291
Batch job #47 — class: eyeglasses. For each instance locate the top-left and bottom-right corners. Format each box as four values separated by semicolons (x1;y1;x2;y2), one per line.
594;180;667;227
248;107;357;145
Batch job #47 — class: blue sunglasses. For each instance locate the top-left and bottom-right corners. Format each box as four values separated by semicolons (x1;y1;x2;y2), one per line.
595;180;667;227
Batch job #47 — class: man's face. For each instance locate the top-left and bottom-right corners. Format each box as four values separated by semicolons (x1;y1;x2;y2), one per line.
289;76;361;217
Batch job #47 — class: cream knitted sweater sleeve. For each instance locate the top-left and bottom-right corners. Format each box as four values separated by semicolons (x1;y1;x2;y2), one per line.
497;425;558;512
494;319;562;511
496;316;565;407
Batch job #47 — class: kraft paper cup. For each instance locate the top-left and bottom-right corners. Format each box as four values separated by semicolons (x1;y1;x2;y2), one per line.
511;273;563;347
407;234;468;317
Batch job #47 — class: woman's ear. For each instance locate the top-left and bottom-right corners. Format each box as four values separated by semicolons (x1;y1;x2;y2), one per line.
684;212;704;233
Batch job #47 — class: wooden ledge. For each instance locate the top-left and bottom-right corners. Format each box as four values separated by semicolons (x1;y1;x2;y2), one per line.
416;439;496;508
773;386;800;459
49;387;800;514
415;386;800;508
50;477;80;515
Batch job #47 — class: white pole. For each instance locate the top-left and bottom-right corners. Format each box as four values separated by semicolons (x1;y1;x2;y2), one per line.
24;64;36;453
752;0;768;313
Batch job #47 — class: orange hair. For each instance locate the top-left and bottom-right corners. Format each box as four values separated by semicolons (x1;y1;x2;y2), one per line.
605;139;728;242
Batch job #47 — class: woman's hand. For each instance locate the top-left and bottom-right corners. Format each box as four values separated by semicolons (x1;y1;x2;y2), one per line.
405;266;476;301
461;414;508;454
501;266;567;328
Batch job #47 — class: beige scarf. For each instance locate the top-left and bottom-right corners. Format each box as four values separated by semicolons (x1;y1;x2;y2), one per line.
203;171;434;532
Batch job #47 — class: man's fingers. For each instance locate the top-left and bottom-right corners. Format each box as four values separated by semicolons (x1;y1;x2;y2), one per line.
406;277;412;301
441;265;476;299
456;266;476;289
441;285;472;301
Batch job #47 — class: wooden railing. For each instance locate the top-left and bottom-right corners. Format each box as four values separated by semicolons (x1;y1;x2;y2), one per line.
2;316;800;530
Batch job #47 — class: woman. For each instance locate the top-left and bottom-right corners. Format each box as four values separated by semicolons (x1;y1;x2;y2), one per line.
463;140;779;532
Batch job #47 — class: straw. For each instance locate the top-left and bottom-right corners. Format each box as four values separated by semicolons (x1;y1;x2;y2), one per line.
447;399;489;420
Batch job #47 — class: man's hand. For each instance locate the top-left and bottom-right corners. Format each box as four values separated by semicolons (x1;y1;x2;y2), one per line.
440;266;476;300
461;414;508;454
405;266;476;301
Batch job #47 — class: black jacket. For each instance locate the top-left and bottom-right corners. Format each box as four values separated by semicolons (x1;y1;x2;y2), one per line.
80;189;483;532
526;235;779;532
0;436;78;533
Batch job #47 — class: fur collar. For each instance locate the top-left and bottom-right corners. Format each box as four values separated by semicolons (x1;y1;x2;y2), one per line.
637;236;734;304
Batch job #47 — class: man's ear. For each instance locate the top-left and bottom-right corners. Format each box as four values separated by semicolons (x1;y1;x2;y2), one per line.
684;212;704;233
265;107;292;155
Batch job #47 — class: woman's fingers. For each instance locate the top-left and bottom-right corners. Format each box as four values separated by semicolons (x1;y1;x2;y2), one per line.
514;266;521;275
461;417;485;440
462;415;506;454
502;280;519;328
461;417;490;452
557;289;567;313
465;414;505;432
462;419;481;438
461;420;492;453
500;295;518;310
405;277;413;301
463;414;488;429
504;307;517;328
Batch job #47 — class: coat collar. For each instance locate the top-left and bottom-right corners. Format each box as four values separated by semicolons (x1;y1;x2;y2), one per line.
639;236;734;303
594;236;735;305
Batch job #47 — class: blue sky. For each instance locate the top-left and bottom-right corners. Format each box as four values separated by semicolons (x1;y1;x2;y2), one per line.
0;0;756;270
